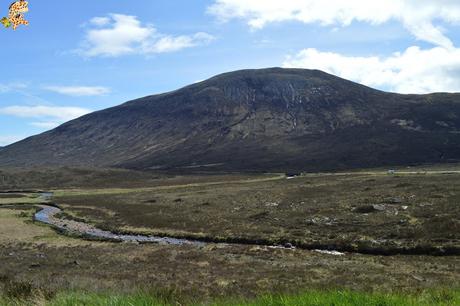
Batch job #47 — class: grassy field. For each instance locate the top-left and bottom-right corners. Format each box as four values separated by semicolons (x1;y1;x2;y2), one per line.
0;167;459;304
0;167;266;190
53;172;460;254
0;193;43;205
1;288;459;305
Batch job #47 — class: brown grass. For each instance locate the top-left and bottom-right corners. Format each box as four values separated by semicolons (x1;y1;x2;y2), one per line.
55;173;460;252
0;170;459;300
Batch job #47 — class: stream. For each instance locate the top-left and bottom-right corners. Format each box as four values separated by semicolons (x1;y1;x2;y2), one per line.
34;193;205;246
4;192;457;255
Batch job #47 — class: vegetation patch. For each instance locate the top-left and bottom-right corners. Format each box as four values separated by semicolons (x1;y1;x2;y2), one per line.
54;172;460;254
0;170;458;302
1;289;459;306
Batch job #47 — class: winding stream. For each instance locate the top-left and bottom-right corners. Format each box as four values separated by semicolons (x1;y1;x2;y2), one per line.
34;193;204;246
2;192;457;255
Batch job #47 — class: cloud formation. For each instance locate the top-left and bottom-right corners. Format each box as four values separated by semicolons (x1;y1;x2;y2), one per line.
209;1;460;93
208;0;460;48
143;32;215;53
0;83;27;93
79;14;214;57
283;46;460;94
0;105;92;130
43;85;110;96
0;135;26;146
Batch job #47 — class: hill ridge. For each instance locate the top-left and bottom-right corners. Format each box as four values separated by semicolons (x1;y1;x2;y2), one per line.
1;67;460;171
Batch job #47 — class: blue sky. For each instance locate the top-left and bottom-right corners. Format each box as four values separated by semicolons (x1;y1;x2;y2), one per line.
1;0;460;146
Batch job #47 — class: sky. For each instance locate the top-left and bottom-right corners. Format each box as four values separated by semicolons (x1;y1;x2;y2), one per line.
1;0;460;146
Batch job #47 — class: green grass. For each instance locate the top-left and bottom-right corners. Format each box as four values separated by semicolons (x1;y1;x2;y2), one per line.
233;290;460;306
1;289;459;306
47;292;170;306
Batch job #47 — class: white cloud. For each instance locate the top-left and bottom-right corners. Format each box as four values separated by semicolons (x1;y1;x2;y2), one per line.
81;14;153;57
30;121;62;129
0;82;27;93
43;85;111;96
208;0;460;48
90;16;111;26
0;135;26;146
79;14;214;57
209;1;460;93
143;32;215;53
283;46;460;94
0;105;92;129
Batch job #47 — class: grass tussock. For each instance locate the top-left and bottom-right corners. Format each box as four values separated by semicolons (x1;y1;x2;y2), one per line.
1;289;459;306
0;279;56;305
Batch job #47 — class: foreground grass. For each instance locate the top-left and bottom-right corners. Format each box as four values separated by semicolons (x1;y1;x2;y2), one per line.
1;289;459;306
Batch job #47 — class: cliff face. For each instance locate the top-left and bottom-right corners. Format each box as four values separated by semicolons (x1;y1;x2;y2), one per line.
1;68;460;171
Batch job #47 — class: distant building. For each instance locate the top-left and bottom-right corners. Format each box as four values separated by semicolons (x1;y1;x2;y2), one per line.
387;169;396;175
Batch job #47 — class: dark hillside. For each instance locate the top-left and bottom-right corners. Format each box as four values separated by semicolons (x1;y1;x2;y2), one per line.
1;68;460;171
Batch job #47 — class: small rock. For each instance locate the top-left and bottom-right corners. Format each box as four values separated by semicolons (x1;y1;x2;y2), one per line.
384;197;403;204
306;216;337;225
412;275;425;282
372;204;386;211
249;246;262;252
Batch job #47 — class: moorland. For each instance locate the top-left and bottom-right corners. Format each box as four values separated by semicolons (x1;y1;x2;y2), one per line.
0;166;458;305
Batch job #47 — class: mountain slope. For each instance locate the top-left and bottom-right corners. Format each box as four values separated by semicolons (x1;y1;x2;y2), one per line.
1;68;460;171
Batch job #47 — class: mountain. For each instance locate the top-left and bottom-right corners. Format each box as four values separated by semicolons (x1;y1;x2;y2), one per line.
1;68;460;172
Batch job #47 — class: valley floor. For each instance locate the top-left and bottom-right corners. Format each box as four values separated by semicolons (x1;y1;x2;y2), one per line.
0;167;459;304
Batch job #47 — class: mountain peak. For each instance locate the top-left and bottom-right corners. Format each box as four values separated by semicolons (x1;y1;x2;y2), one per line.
1;68;460;171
